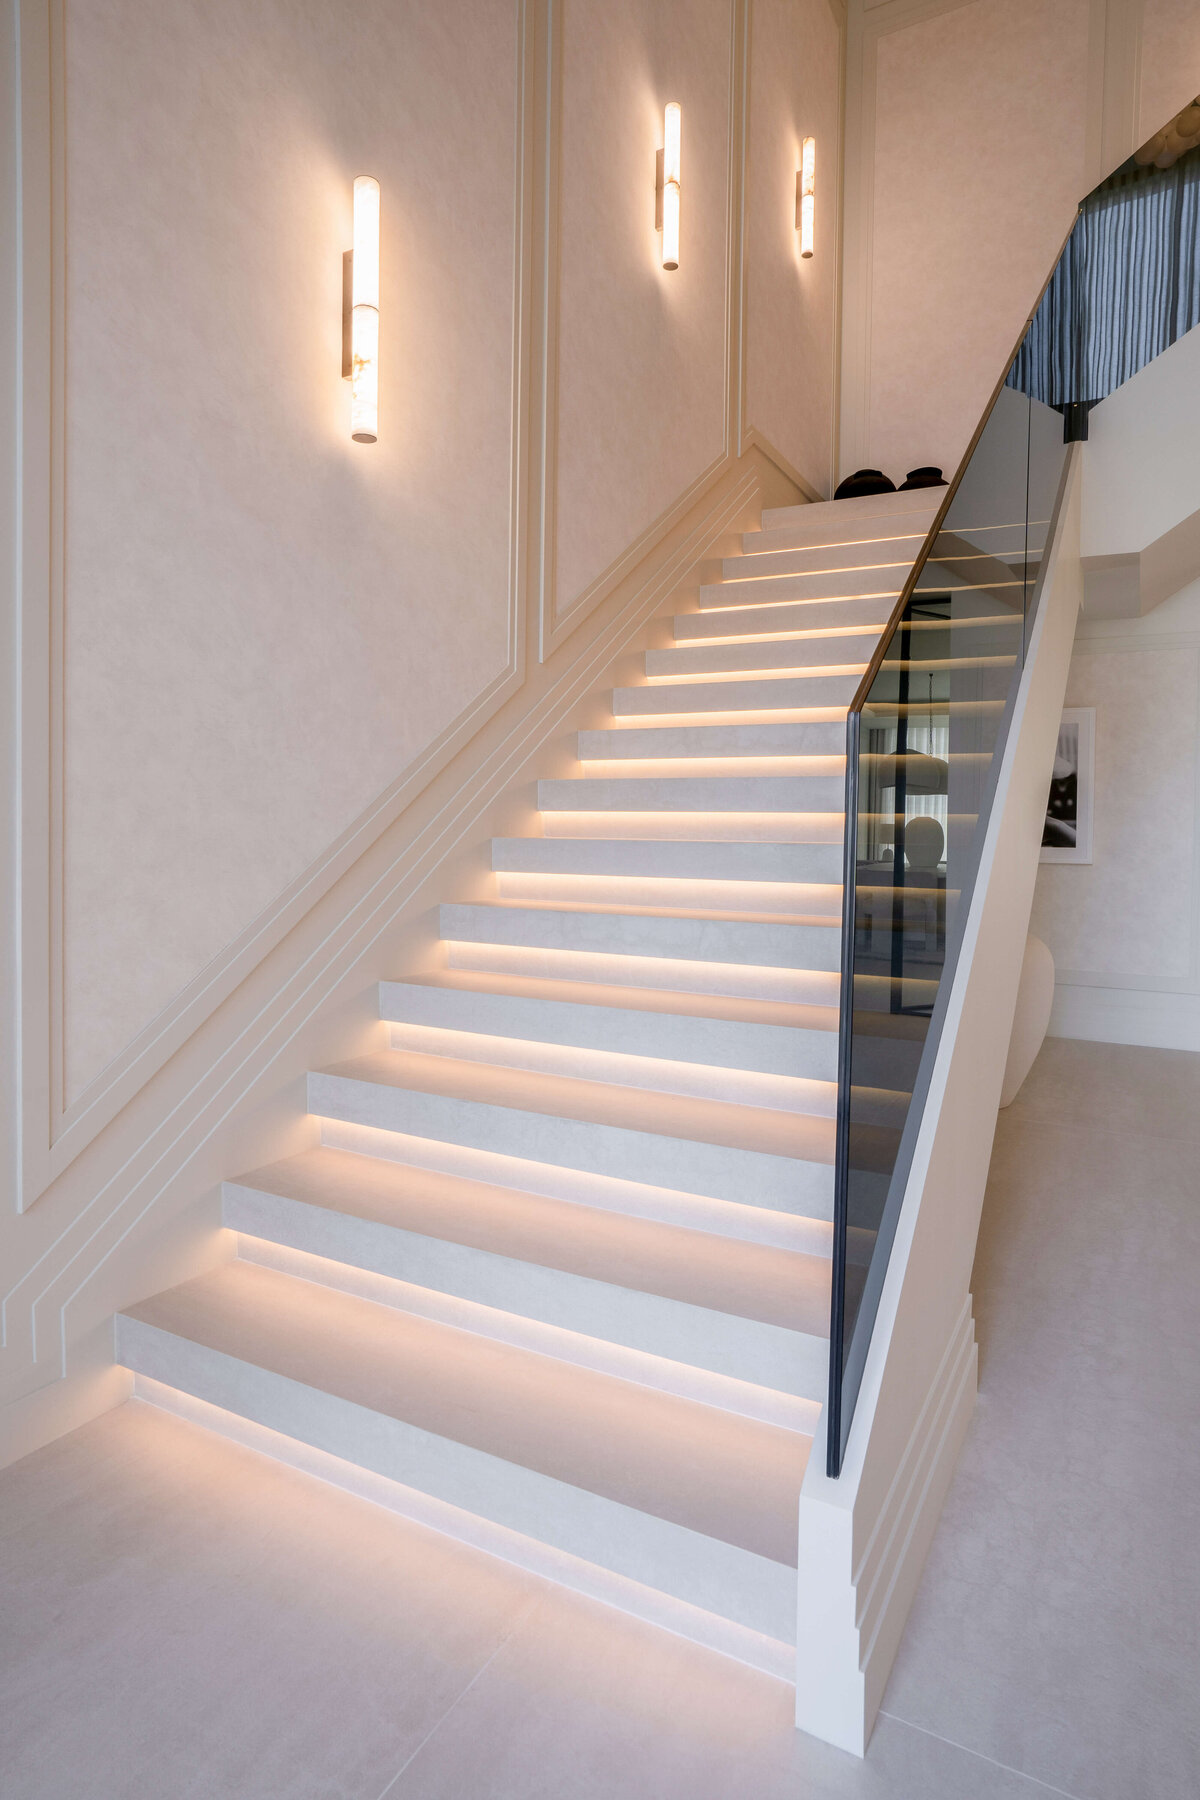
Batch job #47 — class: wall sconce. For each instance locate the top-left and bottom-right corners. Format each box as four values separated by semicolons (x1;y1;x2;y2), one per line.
656;102;682;271
797;137;815;259
342;175;380;442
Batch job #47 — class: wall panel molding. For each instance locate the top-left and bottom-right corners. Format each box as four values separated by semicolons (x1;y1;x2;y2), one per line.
838;0;976;480
12;0;544;1211
840;0;1152;483
537;0;754;660
0;448;790;1438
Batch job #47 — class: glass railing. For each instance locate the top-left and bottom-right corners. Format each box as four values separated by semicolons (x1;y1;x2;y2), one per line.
826;377;1068;1475
826;118;1200;1476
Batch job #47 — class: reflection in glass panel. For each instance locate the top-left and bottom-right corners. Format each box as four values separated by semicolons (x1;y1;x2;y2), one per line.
828;376;1068;1474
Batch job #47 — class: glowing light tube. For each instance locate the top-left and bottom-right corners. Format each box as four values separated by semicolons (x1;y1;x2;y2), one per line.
351;175;380;442
798;137;815;259
661;102;681;270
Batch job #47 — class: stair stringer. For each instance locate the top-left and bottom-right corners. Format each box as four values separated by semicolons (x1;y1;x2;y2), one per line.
0;449;794;1473
793;447;1084;1755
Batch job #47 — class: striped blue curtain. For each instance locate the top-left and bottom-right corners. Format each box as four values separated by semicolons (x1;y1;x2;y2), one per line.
1008;146;1200;410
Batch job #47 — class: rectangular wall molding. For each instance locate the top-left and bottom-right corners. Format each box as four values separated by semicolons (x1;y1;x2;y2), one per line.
0;0;842;1455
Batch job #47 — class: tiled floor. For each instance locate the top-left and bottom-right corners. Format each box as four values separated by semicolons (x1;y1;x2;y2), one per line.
2;1038;1198;1799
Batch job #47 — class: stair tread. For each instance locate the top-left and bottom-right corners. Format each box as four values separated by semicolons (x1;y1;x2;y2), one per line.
316;1050;837;1163
230;1147;832;1331
390;968;839;1032
123;1259;810;1563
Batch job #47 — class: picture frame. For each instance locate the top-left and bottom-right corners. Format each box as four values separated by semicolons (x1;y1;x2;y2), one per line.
1040;707;1094;864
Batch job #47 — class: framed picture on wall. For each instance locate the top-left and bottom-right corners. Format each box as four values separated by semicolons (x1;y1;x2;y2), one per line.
1040;707;1094;864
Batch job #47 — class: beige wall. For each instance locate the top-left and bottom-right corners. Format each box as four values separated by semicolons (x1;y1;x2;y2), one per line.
1140;0;1200;144
51;0;844;1111
1031;579;1200;1048
554;0;731;608
841;0;1200;488
63;0;522;1102
745;0;842;495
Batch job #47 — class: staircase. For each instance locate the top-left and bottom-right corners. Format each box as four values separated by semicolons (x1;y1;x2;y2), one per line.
116;487;939;1678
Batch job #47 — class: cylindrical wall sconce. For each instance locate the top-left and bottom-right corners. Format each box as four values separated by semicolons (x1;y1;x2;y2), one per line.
797;137;815;259
343;175;380;442
656;102;682;271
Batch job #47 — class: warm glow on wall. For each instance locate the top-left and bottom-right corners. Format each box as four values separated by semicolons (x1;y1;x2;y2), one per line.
346;175;380;442
797;137;815;259
657;102;682;270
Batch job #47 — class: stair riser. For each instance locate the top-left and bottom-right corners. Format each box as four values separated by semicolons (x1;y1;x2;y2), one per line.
612;673;860;716
381;983;839;1081
385;1023;836;1115
117;1316;801;1642
577;723;848;759
701;570;904;607
492;874;840;918
223;1198;829;1410
307;1071;835;1218
538;776;846;813
439;903;841;972
647;636;879;679
318;1117;834;1255
720;536;926;580
489;837;845;883
444;940;840;1006
759;492;938;533
682;598;892;637
539;816;843;844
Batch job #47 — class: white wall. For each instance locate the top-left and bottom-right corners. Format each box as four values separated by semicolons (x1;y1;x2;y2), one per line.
62;0;522;1105
1081;325;1200;562
1;0;844;1451
840;0;1200;488
1031;578;1200;1050
1032;331;1200;1050
745;0;842;496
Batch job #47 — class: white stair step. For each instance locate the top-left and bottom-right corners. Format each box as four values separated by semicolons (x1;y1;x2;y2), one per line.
439;901;841;971
380;971;839;1080
721;536;927;581
117;1260;808;1645
307;1052;837;1217
612;672;861;718
538;775;845;814
760;490;939;531
647;635;878;680
222;1150;831;1408
491;872;841;923
681;597;893;637
490;838;843;884
444;936;839;1004
700;569;904;609
382;986;836;1111
578;722;847;761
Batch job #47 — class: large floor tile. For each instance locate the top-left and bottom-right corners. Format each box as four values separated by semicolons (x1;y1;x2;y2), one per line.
0;1402;537;1800
389;1587;1066;1800
881;1051;1200;1800
1004;1035;1200;1145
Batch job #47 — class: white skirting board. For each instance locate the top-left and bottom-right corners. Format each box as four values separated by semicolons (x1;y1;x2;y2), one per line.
1049;984;1200;1052
793;1301;978;1757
